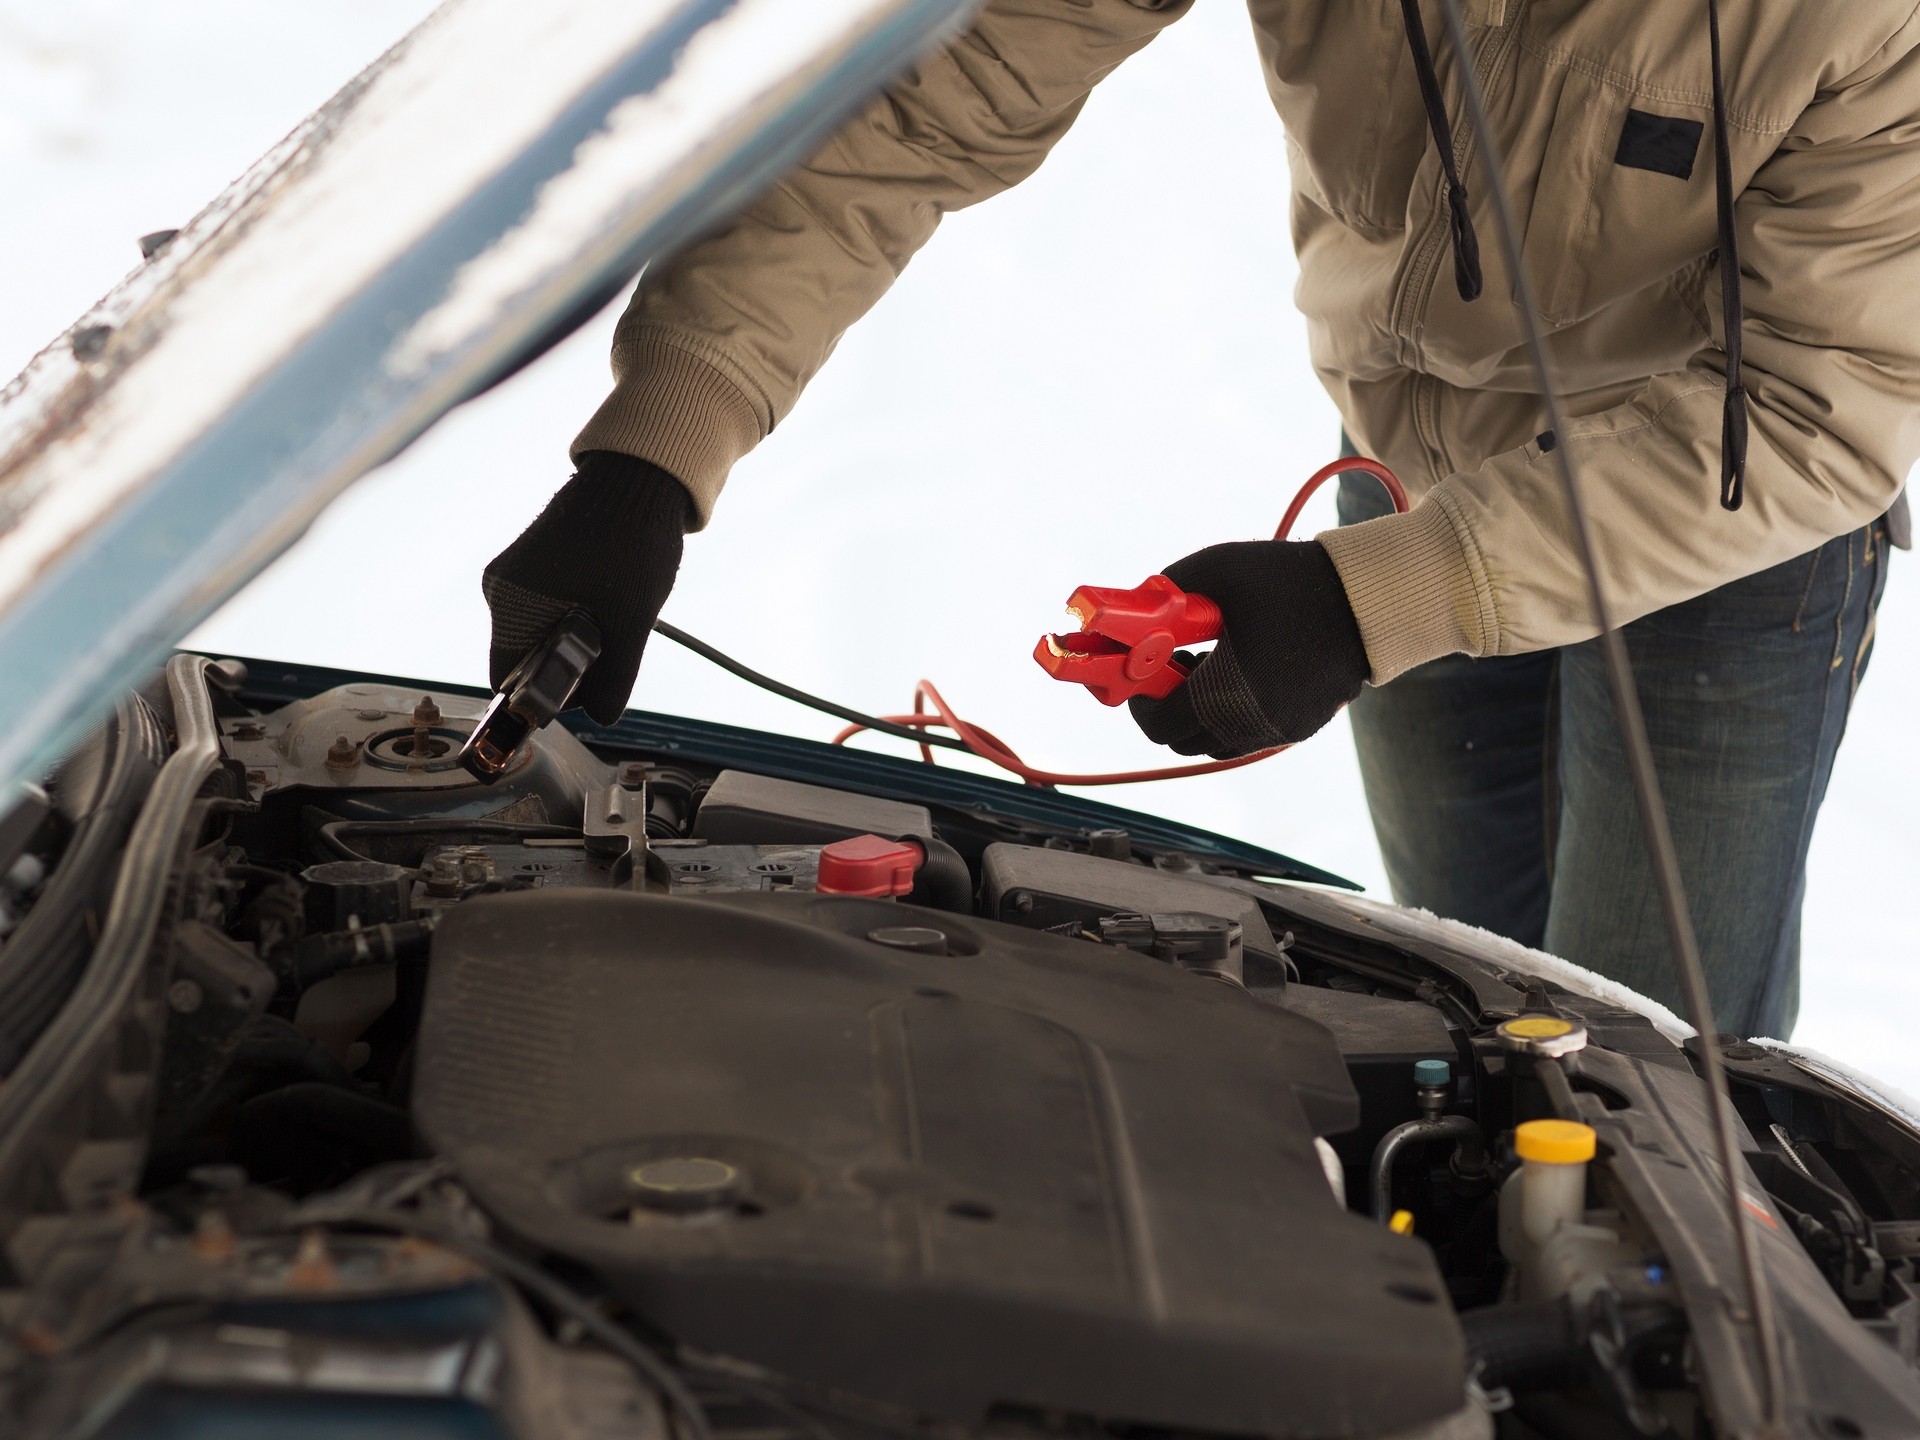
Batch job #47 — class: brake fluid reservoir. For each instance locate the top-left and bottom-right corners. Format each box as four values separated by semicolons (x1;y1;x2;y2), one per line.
1500;1119;1598;1276
1516;1120;1596;1243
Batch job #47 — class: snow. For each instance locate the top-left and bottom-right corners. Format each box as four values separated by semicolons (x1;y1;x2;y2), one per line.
3;1;1918;1096
0;113;309;501
391;3;887;376
1296;896;1920;1145
1750;1039;1920;1134
1325;892;1697;1043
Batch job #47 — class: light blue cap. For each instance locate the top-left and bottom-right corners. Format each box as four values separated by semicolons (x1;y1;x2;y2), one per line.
1413;1059;1452;1087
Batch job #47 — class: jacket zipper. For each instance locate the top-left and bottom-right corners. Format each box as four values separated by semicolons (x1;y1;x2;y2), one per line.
1395;8;1526;480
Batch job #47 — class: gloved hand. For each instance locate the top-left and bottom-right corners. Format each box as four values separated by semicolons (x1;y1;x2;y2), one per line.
1127;539;1370;757
482;450;692;724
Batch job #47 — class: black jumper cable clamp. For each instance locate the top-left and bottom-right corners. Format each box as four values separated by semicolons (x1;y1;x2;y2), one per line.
458;610;601;783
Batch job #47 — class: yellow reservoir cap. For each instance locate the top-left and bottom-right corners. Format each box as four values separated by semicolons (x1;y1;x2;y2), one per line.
1493;1014;1589;1059
1515;1120;1597;1165
1504;1016;1578;1040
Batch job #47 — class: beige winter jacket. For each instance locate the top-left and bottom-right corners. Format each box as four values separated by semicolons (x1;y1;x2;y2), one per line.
575;0;1920;684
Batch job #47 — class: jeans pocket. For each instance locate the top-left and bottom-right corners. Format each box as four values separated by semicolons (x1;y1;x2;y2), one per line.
1788;546;1825;635
1851;524;1890;701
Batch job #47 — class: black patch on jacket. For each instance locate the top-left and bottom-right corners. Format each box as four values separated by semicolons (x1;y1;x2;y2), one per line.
1615;110;1704;180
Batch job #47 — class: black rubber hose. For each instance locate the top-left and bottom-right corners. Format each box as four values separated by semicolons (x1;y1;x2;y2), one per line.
285;918;436;989
1459;1297;1582;1392
233;1017;357;1087
0;697;167;1073
148;1017;363;1184
910;836;974;913
1369;1113;1488;1220
231;1082;415;1195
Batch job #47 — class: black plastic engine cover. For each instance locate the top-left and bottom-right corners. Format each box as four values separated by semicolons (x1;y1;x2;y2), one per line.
415;891;1465;1437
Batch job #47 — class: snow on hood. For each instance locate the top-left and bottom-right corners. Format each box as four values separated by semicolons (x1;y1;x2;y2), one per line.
1749;1038;1920;1134
1328;891;1920;1134
390;3;897;376
1326;890;1696;1043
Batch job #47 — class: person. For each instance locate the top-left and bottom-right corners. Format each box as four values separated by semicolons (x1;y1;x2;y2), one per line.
481;1;1920;1039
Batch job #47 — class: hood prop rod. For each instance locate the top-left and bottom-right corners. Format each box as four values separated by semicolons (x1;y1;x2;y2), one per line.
1430;3;1784;1432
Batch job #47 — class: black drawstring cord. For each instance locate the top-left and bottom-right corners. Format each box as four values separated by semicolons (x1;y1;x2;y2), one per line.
1445;173;1485;305
1402;0;1744;507
1399;0;1485;302
1708;0;1748;510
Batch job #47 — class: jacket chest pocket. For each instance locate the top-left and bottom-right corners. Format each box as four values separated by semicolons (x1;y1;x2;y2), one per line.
1516;53;1722;329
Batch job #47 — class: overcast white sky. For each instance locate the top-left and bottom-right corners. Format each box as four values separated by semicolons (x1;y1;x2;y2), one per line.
2;1;1914;1088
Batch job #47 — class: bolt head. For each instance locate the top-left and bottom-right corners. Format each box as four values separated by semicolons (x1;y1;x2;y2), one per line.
167;979;204;1014
70;324;114;361
453;847;496;887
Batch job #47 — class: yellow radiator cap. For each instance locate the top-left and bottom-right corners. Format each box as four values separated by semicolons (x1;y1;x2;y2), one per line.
1515;1119;1597;1165
1504;1016;1576;1039
1495;1014;1589;1058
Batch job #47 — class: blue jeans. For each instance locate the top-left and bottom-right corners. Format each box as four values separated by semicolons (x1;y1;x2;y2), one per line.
1337;477;1889;1039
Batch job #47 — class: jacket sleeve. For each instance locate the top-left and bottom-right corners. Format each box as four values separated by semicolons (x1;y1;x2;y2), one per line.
1320;11;1920;684
574;0;1191;526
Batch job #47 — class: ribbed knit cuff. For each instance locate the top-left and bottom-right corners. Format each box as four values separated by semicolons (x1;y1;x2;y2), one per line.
571;338;763;530
1316;495;1496;684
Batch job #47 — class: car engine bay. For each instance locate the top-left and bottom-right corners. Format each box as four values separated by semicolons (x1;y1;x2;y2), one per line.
2;654;1920;1439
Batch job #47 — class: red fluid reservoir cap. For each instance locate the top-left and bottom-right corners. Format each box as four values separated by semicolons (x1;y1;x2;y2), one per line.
816;835;924;898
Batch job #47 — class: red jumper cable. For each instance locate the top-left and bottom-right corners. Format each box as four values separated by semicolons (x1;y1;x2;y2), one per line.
832;457;1408;787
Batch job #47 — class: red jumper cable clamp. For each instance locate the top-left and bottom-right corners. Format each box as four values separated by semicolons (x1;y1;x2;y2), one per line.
828;457;1406;787
1033;576;1222;706
1031;457;1407;712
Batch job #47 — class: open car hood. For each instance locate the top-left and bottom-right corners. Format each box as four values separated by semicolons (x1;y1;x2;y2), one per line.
0;0;976;807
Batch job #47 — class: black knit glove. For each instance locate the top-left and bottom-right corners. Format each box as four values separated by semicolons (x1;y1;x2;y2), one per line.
482;451;691;724
1127;540;1369;757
